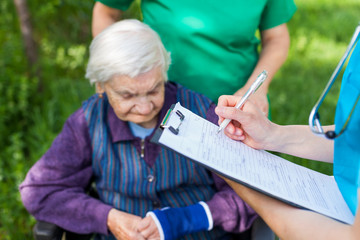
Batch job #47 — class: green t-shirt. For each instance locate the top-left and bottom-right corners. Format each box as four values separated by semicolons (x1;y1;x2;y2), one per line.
98;0;296;102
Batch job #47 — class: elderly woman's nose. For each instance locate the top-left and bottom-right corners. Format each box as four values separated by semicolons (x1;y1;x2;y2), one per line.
136;98;153;114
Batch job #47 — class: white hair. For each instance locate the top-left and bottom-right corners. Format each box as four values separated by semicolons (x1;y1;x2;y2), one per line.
85;19;171;84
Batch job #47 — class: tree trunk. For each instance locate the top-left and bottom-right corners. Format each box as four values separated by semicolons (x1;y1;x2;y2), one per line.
13;0;38;68
13;0;42;90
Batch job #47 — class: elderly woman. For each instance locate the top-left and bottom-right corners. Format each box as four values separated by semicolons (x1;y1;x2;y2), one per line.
20;20;257;240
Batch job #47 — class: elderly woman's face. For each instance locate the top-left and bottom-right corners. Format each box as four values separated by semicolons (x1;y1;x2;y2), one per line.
99;67;165;128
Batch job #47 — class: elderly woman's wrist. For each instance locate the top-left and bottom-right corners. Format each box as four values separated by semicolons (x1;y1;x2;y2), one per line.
106;208;117;233
147;202;211;240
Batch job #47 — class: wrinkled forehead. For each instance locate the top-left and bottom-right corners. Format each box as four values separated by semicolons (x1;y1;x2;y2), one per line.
107;67;165;93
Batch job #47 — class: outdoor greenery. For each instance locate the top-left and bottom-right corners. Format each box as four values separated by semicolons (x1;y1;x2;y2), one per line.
1;0;359;239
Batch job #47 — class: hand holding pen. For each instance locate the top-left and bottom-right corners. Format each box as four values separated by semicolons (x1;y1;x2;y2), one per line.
217;70;268;133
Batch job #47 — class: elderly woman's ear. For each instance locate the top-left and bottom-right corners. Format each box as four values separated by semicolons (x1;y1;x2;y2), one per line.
96;83;105;98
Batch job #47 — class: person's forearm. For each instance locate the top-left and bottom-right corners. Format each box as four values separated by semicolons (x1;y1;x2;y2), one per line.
92;2;122;37
266;124;334;162
20;183;112;234
224;179;359;240
241;24;290;95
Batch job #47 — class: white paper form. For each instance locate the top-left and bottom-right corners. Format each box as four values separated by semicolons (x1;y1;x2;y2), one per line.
158;103;355;224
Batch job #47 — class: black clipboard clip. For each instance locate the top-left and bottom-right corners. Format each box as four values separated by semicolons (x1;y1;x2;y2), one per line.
160;109;185;135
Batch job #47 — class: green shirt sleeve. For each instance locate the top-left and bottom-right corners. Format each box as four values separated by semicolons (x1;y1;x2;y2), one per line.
96;0;134;11
259;0;297;30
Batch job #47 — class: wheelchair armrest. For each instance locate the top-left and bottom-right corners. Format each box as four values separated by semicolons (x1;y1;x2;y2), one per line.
33;220;64;240
33;220;93;240
33;181;97;240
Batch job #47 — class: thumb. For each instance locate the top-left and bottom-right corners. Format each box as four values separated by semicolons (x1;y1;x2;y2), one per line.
137;216;151;231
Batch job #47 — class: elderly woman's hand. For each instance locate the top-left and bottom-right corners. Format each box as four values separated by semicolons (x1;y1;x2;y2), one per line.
107;208;146;240
137;215;160;240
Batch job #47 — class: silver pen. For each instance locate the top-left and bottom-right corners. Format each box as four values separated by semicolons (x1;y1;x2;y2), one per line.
217;70;268;133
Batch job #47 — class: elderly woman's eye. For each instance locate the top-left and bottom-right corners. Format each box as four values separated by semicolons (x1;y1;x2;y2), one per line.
149;90;158;96
122;93;133;99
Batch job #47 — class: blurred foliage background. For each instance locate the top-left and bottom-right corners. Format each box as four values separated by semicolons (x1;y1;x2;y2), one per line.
0;0;359;239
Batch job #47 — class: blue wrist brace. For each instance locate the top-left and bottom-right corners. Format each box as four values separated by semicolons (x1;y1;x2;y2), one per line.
151;202;210;240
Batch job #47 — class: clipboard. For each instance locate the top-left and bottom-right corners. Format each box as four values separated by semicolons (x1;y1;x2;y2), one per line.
152;104;182;143
151;102;355;225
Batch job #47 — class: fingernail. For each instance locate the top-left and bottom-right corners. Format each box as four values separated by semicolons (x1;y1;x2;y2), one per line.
215;107;222;114
235;128;242;135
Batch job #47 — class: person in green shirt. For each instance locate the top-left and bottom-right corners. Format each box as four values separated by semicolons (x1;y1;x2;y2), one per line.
92;0;296;114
